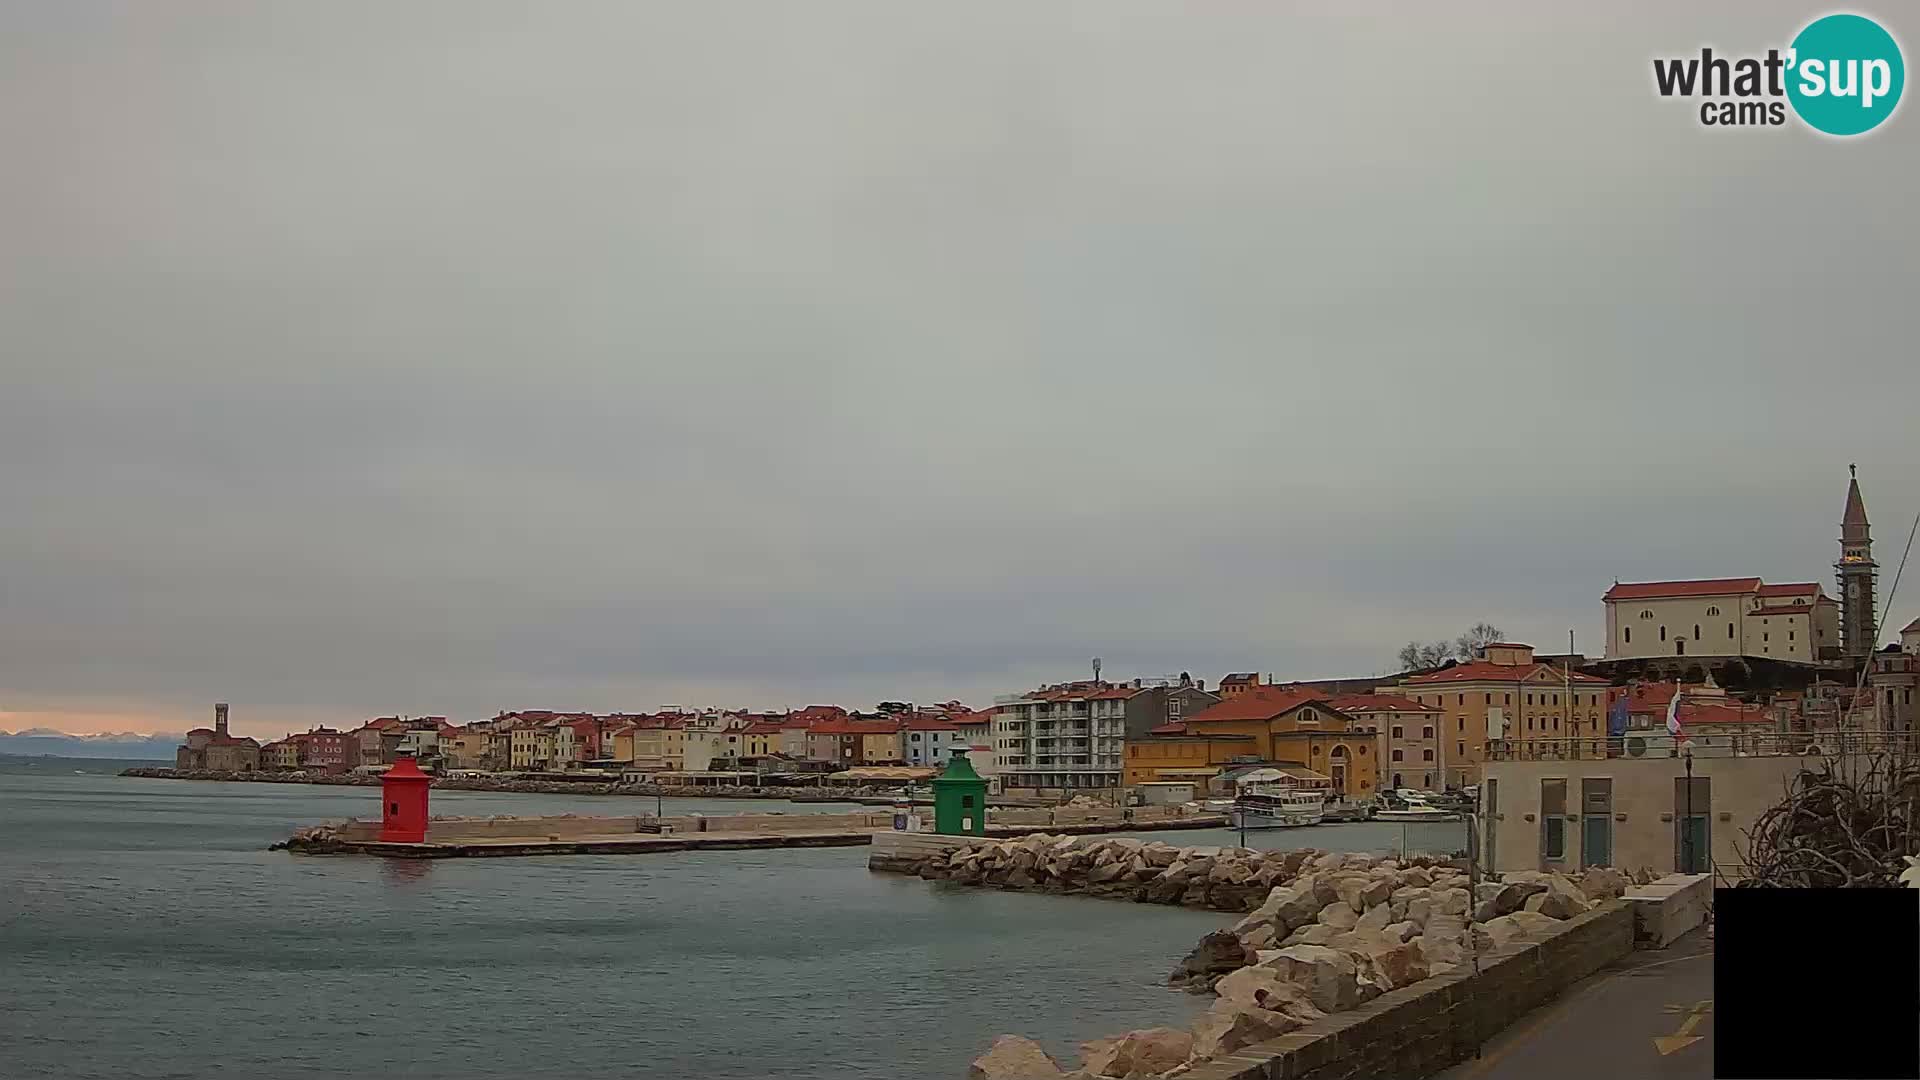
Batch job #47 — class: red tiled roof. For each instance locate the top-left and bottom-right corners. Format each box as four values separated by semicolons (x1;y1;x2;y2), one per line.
1905;617;1920;634
741;722;785;735
1483;642;1532;650
185;728;215;737
1604;577;1762;601
1147;721;1191;735
808;719;901;736
1325;693;1439;714
1185;686;1327;723
898;717;962;731
1406;661;1607;685
1757;582;1823;598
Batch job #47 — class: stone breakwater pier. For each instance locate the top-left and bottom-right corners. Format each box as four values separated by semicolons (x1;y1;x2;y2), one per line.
868;834;1712;1080
279;806;1226;859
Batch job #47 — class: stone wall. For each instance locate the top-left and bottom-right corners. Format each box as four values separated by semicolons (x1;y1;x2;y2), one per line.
1624;873;1711;948
1180;903;1634;1080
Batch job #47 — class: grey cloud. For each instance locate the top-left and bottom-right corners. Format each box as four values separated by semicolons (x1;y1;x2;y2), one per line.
2;1;1916;734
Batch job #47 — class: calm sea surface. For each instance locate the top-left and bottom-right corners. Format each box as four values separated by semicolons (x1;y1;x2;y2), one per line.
0;757;1469;1080
0;758;1227;1080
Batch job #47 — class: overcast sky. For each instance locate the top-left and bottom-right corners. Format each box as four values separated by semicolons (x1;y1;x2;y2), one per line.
3;3;1915;738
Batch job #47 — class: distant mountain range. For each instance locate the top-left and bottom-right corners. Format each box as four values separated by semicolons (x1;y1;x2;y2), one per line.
0;729;182;759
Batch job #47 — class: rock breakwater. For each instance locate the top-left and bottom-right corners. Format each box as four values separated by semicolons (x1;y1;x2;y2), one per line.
961;841;1635;1079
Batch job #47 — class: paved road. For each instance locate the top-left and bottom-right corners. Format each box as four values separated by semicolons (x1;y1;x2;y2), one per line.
1437;930;1715;1080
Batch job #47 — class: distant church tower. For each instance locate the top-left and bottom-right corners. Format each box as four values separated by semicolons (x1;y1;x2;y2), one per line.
1837;465;1878;659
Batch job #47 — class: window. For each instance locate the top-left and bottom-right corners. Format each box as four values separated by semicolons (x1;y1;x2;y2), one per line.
1789;630;1795;641
1527;718;1535;731
1504;694;1512;705
1456;741;1465;757
1707;606;1720;616
1358;744;1368;755
1729;623;1736;639
910;733;921;742
1391;725;1403;738
1484;693;1491;705
1660;626;1667;641
1457;694;1465;705
1391;749;1404;761
1422;749;1434;761
1625;627;1632;643
1527;694;1534;705
1693;624;1701;640
1639;609;1654;619
1763;633;1769;642
1422;725;1435;738
1542;778;1568;861
1458;717;1465;732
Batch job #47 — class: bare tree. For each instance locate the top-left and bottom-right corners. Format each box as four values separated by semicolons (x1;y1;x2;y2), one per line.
1397;640;1454;671
1454;622;1506;661
1396;622;1507;672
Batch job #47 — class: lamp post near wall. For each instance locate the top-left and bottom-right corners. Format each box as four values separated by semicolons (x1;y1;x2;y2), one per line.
1681;742;1695;873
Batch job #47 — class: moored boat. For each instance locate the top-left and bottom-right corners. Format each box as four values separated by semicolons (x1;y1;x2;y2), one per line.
1229;783;1325;829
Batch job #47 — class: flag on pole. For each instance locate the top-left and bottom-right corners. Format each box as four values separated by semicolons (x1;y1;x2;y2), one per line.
1666;687;1687;741
1607;693;1629;738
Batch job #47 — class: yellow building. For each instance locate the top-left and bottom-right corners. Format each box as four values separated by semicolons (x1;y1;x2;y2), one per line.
859;730;902;764
1129;687;1380;797
509;726;538;769
742;723;781;757
1123;733;1256;788
1390;642;1611;788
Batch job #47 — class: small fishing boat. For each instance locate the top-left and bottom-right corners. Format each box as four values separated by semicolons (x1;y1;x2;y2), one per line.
1230;782;1325;829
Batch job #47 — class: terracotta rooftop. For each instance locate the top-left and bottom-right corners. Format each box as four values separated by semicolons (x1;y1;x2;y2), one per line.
1604;577;1762;601
1325;693;1440;714
1405;661;1607;685
1184;686;1328;723
1757;582;1824;598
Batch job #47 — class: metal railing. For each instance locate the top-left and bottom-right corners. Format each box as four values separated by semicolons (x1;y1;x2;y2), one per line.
1484;729;1918;761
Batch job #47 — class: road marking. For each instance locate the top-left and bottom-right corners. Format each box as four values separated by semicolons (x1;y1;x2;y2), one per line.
1654;1000;1712;1056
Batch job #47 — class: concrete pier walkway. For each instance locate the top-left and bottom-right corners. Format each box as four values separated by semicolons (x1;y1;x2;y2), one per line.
1435;929;1714;1080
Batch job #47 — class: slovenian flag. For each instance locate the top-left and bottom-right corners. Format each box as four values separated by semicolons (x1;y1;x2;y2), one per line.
1666;688;1687;741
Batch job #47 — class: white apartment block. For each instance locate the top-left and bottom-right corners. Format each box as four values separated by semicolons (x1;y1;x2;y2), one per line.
991;682;1129;793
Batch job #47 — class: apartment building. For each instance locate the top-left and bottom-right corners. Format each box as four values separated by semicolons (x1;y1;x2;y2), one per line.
1389;642;1610;789
992;682;1130;794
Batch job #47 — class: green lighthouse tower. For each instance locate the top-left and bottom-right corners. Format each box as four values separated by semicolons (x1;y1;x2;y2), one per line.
931;750;988;836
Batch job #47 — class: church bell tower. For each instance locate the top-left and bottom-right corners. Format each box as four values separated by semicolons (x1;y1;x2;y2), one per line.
1837;465;1878;660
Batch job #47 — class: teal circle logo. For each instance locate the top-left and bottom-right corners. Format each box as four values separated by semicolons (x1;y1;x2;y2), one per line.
1787;14;1905;135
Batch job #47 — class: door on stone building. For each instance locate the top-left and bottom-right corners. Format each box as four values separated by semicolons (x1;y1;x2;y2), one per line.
1674;776;1711;873
1581;778;1612;868
1675;639;1686;656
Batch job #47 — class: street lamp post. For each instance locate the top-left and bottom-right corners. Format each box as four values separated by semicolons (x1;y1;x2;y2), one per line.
1681;743;1695;873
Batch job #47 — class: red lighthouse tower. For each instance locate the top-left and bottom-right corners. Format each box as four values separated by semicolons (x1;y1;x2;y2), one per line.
379;757;431;843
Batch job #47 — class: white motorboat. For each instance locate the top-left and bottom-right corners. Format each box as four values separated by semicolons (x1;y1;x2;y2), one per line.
1230;783;1325;829
1373;793;1459;822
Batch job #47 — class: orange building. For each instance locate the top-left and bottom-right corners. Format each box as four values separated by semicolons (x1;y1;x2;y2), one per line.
1389;642;1610;789
1127;686;1380;797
